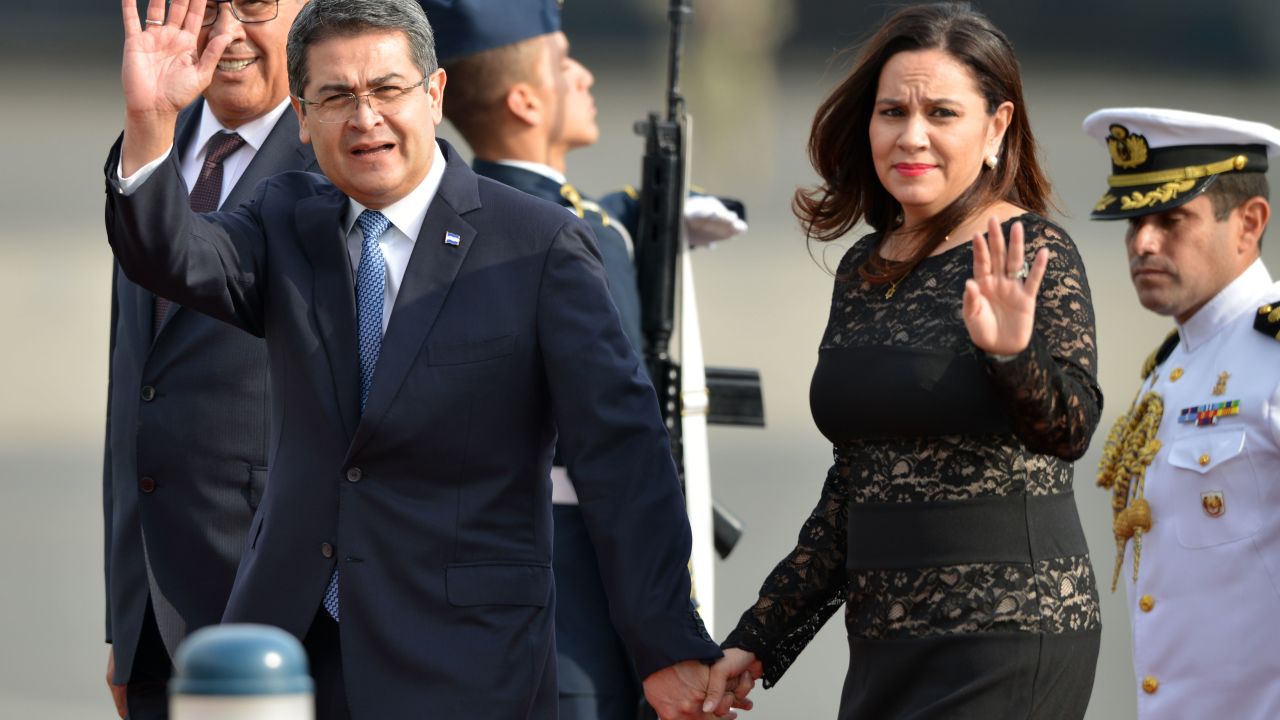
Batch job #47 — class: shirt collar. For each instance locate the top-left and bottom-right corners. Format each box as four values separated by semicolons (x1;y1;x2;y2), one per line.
494;159;566;186
1179;259;1274;351
195;97;291;155
343;142;448;242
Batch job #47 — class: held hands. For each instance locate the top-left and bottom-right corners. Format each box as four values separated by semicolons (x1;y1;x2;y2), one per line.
962;217;1049;357
643;654;760;719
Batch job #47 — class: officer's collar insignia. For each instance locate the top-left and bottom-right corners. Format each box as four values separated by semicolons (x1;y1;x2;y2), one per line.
1202;491;1226;518
1255;300;1280;341
1107;125;1149;169
1177;399;1240;426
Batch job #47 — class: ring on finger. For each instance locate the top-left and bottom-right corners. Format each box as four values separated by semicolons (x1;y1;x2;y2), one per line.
145;18;163;25
1007;265;1029;281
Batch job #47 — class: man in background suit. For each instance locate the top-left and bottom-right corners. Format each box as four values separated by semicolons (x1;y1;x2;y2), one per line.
102;1;315;718
106;0;750;717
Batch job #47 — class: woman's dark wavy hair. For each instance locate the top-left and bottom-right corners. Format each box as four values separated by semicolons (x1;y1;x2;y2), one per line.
794;2;1053;284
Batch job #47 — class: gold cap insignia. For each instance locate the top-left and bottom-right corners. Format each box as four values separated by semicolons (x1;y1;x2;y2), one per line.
1108;124;1150;169
1201;490;1225;518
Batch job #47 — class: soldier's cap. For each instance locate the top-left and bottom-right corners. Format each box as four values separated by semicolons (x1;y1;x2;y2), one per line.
1083;107;1280;221
419;0;563;66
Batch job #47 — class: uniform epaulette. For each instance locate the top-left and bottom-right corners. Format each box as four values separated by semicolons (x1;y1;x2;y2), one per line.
1254;300;1280;341
1141;329;1181;379
560;183;612;226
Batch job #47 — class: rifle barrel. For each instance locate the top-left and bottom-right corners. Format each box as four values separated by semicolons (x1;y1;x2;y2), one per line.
665;0;692;122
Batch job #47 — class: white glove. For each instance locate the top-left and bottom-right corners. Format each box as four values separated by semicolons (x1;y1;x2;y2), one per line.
684;195;747;248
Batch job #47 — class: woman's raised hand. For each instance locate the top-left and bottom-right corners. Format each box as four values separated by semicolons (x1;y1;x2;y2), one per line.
962;216;1049;356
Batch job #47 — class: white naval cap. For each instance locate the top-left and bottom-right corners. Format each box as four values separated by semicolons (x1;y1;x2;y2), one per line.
1082;107;1280;219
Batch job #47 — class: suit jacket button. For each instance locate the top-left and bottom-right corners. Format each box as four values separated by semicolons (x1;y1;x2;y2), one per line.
140;385;156;401
139;477;156;493
321;542;334;558
346;467;362;483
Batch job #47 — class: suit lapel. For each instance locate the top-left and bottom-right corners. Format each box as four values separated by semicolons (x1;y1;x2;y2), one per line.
149;105;203;343
297;189;363;439
349;142;482;456
223;109;317;210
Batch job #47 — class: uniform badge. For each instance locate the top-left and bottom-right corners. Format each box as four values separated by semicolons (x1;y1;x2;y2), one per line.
444;231;461;247
1213;371;1230;396
1177;399;1240;426
1201;491;1226;518
1107;125;1150;168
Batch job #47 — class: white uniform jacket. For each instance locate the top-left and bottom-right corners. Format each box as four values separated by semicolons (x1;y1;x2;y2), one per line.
1123;259;1280;718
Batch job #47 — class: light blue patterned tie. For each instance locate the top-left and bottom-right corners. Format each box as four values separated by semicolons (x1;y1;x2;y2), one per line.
323;209;391;621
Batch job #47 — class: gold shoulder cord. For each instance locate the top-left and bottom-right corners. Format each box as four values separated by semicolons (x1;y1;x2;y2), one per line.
1096;335;1172;592
1097;392;1162;591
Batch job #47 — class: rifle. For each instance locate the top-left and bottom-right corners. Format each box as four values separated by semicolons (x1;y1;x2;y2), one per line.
633;0;763;638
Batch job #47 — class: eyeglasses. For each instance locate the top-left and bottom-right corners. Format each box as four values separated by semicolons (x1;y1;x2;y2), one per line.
296;78;429;124
202;0;280;27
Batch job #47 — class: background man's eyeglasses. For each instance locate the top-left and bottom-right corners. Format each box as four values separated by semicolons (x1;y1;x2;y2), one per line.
202;0;279;27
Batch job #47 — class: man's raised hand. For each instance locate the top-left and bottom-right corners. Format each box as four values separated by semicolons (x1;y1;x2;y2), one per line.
120;0;233;173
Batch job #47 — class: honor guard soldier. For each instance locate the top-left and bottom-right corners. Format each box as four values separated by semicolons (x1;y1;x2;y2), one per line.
1086;107;1280;718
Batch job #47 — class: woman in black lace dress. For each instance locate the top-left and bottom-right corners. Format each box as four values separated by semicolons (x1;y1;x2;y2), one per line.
718;3;1102;717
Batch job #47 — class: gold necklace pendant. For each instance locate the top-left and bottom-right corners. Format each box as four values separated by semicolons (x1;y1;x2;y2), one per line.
884;282;898;299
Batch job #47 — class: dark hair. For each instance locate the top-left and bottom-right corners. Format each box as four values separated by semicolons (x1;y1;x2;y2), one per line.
287;0;438;102
1205;172;1270;219
442;36;547;147
793;2;1053;284
1206;172;1270;247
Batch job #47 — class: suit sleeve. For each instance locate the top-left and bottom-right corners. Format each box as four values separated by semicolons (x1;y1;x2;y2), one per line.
535;218;721;678
103;135;270;337
103;264;118;645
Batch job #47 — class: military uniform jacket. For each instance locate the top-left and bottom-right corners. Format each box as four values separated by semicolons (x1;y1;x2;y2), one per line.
1122;260;1280;718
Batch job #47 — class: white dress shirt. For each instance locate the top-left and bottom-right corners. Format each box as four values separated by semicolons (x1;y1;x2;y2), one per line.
341;143;447;333
180;98;290;198
118;97;291;202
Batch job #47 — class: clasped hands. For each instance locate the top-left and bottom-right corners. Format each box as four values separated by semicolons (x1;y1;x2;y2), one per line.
643;649;763;719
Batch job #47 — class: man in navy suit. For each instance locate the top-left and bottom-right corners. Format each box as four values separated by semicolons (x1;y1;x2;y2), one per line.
106;0;751;718
102;1;316;718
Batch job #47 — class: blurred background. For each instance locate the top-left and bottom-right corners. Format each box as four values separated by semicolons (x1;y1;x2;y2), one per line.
3;0;1280;717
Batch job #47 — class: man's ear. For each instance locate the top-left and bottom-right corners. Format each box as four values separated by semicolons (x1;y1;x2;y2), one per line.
504;82;543;128
290;96;311;145
1236;195;1270;255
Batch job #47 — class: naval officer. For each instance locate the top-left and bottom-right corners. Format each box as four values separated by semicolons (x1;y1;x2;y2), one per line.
1087;107;1280;718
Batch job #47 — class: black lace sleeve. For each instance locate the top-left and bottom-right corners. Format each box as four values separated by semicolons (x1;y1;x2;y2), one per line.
983;217;1102;460
722;459;850;687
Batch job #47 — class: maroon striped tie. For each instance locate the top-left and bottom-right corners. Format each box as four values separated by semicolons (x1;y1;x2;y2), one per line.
153;132;247;337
